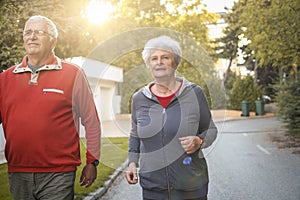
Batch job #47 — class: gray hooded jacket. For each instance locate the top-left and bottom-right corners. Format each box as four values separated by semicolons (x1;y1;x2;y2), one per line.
128;77;218;199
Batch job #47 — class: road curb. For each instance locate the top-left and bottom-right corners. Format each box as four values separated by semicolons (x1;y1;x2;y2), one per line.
83;159;129;200
214;113;276;123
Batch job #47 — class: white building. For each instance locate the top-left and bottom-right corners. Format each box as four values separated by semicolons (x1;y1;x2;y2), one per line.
67;56;123;122
0;57;123;159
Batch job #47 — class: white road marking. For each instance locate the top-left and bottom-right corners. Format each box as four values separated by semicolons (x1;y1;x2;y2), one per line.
256;144;271;155
243;133;248;136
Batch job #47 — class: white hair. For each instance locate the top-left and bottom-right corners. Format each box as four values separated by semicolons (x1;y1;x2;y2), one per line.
25;15;58;39
142;36;182;67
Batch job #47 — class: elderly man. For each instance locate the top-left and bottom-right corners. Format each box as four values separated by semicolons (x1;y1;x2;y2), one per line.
0;15;101;200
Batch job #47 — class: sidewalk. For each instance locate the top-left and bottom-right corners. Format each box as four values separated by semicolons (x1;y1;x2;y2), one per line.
101;109;275;137
211;109;275;123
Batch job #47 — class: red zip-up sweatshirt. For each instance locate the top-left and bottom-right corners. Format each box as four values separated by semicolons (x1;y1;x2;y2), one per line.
0;53;101;172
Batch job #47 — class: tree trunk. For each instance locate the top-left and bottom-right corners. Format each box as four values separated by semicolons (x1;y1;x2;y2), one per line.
253;58;258;83
223;57;233;84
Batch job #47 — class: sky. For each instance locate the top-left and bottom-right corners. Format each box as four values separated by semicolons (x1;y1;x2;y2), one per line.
202;0;236;13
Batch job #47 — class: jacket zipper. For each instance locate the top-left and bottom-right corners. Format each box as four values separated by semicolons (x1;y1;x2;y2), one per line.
161;108;172;200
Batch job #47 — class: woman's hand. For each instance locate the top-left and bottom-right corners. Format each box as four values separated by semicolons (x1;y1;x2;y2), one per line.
125;162;138;184
179;136;203;154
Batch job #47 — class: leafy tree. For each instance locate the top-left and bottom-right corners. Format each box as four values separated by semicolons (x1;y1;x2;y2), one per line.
237;0;300;135
211;6;240;84
0;0;93;71
214;0;299;86
0;0;26;71
213;0;299;135
1;0;223;114
239;0;300;71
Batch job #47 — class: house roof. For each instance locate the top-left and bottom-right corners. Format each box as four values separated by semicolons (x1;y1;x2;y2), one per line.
66;57;123;82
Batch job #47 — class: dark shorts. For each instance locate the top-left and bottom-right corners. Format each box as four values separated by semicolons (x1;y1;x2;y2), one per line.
8;171;76;200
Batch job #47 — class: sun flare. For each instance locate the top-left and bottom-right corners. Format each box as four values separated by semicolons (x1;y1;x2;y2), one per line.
84;0;115;25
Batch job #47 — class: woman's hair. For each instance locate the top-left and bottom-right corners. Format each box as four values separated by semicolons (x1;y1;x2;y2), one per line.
142;36;182;67
24;15;58;39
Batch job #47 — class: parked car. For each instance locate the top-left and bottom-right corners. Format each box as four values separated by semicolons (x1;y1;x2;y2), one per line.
262;95;272;103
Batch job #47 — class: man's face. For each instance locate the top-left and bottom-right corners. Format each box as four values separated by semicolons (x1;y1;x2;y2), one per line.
23;20;56;58
148;49;177;79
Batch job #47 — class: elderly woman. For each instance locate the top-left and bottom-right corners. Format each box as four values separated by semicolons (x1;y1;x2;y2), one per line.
125;36;217;200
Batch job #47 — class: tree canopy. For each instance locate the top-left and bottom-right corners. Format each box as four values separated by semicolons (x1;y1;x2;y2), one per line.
1;0;224;111
0;0;219;69
214;0;300;135
215;0;300;77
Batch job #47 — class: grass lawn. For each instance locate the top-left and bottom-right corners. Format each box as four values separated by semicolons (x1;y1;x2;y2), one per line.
0;137;129;200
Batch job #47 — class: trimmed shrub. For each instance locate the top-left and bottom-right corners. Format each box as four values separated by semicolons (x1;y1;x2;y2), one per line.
228;75;263;111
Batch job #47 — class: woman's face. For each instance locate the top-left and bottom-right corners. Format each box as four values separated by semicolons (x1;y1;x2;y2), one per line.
148;49;177;80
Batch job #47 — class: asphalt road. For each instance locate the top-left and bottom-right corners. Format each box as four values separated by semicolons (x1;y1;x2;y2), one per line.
100;117;300;200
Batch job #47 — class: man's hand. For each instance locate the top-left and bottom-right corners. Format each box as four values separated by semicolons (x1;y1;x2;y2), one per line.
125;162;138;184
179;136;203;154
80;163;97;188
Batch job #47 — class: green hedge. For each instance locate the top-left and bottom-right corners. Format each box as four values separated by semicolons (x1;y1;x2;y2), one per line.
228;75;263;111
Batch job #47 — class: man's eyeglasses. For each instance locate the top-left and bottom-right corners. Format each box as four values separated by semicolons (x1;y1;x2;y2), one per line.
23;29;52;37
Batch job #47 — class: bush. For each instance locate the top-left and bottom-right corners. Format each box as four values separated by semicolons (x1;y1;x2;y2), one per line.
275;79;300;137
228;75;263;111
206;77;227;110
